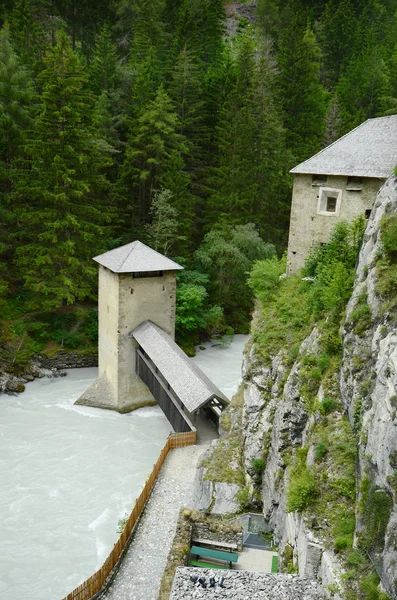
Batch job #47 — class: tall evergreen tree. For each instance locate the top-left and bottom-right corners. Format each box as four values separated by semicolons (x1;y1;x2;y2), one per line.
337;46;392;131
168;46;209;235
89;23;118;95
318;0;358;86
210;33;288;247
116;85;189;236
278;24;328;162
14;31;112;309
172;0;225;66
9;0;47;69
0;26;34;294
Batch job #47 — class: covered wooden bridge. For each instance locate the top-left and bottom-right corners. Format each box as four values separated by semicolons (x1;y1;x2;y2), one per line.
132;321;229;434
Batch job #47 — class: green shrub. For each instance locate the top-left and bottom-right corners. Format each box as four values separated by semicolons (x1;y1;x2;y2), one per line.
314;440;328;461
252;458;265;475
235;486;252;511
345;550;366;567
380;215;397;261
287;466;318;512
85;309;98;343
320;397;336;415
334;536;351;552
351;301;372;337
360;481;393;553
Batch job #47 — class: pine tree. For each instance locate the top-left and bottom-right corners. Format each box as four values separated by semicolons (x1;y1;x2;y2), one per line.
337;46;392;131
210;33;289;247
117;85;189;235
9;0;46;69
14;31;112;309
89;23;118;96
278;24;328;162
0;26;34;294
318;0;358;86
172;0;225;66
167;46;209;239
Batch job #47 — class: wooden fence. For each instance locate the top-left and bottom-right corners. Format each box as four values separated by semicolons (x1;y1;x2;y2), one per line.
61;430;196;600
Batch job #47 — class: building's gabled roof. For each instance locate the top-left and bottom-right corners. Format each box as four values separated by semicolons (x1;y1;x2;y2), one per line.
93;241;183;274
132;321;229;413
290;115;397;178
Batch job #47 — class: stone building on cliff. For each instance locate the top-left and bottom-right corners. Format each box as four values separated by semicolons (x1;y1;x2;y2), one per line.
287;115;397;274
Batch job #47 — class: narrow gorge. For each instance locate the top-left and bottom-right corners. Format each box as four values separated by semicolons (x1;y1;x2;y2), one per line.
192;176;397;600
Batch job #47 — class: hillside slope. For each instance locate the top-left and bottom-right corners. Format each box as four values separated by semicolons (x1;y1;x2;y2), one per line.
193;177;397;600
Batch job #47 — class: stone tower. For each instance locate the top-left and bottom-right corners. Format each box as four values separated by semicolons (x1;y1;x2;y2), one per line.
76;241;183;412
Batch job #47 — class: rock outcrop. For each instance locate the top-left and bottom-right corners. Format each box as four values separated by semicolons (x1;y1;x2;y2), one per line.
193;177;397;599
0;350;97;396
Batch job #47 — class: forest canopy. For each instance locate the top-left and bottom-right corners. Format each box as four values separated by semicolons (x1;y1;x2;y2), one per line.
1;0;397;362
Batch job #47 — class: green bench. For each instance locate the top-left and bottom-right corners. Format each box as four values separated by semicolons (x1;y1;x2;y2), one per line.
190;545;239;569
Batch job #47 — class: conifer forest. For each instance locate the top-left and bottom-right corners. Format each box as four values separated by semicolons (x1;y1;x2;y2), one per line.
1;0;397;364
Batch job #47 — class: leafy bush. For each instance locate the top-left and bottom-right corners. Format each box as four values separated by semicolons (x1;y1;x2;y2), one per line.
247;255;286;305
334;536;351;552
287;466;318;512
252;458;265;474
85;309;98;343
380;215;397;261
320;397;337;415
360;479;393;554
350;299;372;337
314;440;328;461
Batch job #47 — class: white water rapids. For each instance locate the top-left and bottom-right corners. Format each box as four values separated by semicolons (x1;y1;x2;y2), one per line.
0;334;247;600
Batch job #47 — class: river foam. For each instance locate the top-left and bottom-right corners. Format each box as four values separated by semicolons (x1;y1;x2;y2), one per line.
0;334;247;600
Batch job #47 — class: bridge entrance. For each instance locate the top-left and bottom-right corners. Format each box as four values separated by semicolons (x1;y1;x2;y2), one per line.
133;321;229;436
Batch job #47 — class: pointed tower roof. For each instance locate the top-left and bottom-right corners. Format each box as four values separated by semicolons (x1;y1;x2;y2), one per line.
93;241;183;274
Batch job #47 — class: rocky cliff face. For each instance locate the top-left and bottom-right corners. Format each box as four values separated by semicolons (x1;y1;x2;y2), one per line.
341;176;397;596
192;176;397;599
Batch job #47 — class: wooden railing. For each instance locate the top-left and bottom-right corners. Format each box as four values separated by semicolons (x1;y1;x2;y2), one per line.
61;431;196;600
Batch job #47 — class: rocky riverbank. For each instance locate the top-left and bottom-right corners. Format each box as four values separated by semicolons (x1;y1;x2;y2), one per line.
0;351;97;395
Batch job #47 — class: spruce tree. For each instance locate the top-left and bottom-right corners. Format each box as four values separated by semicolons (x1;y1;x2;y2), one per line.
172;0;225;66
89;23;118;96
318;0;358;86
168;46;209;241
0;26;33;293
278;24;328;162
117;85;189;236
14;31;112;309
337;47;392;131
9;0;46;69
210;33;288;248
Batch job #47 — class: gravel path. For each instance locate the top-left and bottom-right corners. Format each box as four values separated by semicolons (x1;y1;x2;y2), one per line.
104;443;208;600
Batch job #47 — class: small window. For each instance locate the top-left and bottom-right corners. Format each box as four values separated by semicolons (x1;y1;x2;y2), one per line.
317;187;342;216
326;196;337;212
365;209;372;219
312;174;327;186
132;270;164;279
346;177;363;190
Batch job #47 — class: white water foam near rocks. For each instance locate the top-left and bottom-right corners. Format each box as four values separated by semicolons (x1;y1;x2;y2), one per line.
0;335;248;600
0;368;172;600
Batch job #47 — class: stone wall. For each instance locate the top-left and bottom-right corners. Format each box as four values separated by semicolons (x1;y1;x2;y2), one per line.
171;568;325;600
192;522;243;552
287;173;382;274
36;351;97;369
77;266;178;412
